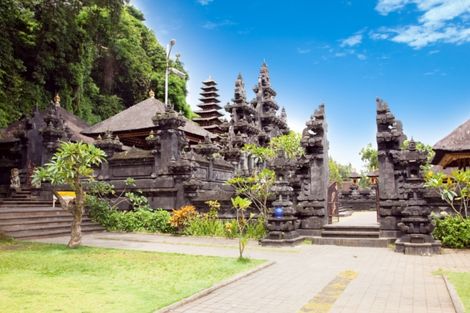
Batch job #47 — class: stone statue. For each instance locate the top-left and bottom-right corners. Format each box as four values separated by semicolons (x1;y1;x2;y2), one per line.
10;168;21;191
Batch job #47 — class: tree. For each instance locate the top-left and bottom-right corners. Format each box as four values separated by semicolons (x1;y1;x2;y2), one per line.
32;142;106;248
329;158;352;185
0;1;193;128
242;131;304;162
359;143;378;172
227;168;275;218
425;170;470;218
231;196;252;260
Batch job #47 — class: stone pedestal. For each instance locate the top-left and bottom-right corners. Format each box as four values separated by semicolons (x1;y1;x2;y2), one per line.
395;237;441;255
261;175;301;246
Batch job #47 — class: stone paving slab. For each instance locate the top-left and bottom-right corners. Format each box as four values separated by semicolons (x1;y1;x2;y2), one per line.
334;211;378;227
32;233;470;313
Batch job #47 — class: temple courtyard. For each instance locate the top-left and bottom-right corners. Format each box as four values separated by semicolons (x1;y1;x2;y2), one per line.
31;216;470;313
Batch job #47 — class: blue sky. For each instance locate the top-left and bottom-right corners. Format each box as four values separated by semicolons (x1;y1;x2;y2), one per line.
133;0;470;170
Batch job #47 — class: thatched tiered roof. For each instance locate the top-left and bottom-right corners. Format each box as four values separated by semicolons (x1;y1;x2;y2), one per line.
82;97;215;148
432;119;470;168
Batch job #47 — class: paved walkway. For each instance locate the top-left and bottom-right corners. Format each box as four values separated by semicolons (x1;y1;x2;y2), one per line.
334;211;379;227
34;233;470;313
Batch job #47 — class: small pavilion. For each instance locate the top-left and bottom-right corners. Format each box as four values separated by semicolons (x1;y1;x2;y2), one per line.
431;118;470;170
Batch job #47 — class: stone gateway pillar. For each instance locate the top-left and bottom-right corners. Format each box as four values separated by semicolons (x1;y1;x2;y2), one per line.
376;99;441;255
296;104;329;236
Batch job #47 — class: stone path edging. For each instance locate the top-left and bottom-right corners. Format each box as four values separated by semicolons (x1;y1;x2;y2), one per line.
154;260;276;313
442;275;465;313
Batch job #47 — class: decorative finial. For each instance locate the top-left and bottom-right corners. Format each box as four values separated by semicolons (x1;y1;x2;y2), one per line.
149;89;155;98
409;137;416;151
53;93;61;107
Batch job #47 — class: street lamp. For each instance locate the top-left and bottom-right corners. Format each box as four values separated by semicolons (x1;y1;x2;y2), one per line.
164;39;176;108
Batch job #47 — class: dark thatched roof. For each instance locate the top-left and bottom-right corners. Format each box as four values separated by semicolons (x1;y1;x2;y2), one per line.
432;118;470;166
82;97;215;139
0;107;93;144
56;107;94;143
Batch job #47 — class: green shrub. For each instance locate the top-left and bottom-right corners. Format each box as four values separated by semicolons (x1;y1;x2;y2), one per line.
183;215;226;237
87;194;266;239
183;216;266;240
433;215;470;248
86;196;173;233
245;217;266;240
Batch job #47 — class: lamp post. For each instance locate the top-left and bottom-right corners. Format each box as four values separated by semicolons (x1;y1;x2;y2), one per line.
164;39;176;108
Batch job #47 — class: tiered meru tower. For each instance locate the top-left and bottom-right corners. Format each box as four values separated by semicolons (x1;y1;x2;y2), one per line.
252;63;289;146
193;77;224;135
224;63;289;150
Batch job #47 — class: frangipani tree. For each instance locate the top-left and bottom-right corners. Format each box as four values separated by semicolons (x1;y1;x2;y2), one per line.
32;142;106;248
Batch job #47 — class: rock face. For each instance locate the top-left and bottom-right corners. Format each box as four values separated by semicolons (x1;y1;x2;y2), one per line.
376;99;441;255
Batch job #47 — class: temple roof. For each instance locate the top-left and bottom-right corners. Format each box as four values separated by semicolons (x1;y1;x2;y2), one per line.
57;107;95;143
432;118;470;167
0;106;93;144
433;119;470;152
82;97;215;139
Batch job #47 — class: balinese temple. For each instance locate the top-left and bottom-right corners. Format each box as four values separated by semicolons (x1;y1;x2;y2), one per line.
225;74;260;149
224;63;289;150
82;90;216;149
431;118;470;170
193;77;224;135
251;62;289;146
0;63;289;208
0;95;93;193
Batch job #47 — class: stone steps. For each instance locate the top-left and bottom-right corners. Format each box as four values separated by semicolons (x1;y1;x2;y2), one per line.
321;230;379;238
0;200;52;207
0;216;93;226
0;207;76;219
0;205;104;239
314;223;392;248
311;237;394;248
6;225;104;239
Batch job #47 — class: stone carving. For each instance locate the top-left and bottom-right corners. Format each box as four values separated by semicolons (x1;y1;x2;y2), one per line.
296;104;329;236
261;152;301;245
394;139;441;255
10;168;21;191
376;100;441;254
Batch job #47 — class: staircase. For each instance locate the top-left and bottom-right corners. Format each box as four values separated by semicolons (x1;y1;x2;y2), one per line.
311;224;394;248
0;190;104;239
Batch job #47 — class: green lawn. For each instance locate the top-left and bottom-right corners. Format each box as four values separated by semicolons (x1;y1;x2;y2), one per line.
0;239;263;313
446;272;470;312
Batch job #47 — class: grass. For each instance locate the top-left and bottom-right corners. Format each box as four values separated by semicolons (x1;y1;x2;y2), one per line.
0;239;263;313
445;272;470;311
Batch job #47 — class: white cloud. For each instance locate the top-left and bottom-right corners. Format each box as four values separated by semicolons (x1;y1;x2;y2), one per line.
369;31;390;40
424;68;447;75
202;19;235;30
340;33;363;47
197;0;214;5
375;0;413;15
357;53;367;60
374;0;470;48
297;47;312;54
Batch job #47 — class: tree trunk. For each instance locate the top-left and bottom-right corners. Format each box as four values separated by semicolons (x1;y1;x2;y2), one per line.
67;183;84;248
68;205;83;248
